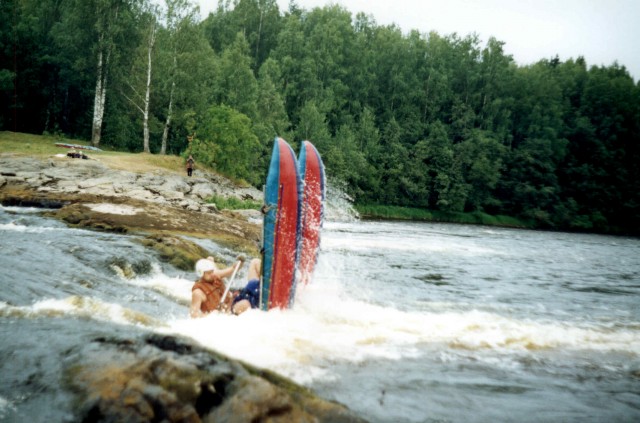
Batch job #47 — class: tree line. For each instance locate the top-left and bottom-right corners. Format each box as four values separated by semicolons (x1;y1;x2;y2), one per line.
2;0;639;235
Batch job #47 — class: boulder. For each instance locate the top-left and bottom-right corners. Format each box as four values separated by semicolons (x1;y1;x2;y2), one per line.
160;176;191;194
190;183;215;200
79;176;115;189
138;173;168;188
64;334;366;423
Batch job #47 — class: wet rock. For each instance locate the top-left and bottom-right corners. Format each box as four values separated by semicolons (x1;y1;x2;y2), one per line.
140;235;211;271
205;375;310;423
64;334;366;423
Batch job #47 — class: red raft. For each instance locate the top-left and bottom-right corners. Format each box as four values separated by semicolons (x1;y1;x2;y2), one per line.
260;137;302;310
297;141;326;285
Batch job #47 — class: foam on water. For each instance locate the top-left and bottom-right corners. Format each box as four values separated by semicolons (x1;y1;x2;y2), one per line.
322;235;500;256
0;395;16;420
0;205;52;214
0;297;162;328
157;270;640;385
0;222;65;233
119;264;193;305
2;249;632;385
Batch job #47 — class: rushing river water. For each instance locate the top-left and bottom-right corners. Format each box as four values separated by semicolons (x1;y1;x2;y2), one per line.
1;204;639;422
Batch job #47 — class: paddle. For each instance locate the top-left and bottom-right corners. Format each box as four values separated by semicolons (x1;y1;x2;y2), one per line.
219;260;242;311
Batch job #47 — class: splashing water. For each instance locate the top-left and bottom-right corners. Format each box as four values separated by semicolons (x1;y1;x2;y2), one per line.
323;178;359;222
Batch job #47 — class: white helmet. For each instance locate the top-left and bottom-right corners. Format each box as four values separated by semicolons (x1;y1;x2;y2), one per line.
195;259;217;277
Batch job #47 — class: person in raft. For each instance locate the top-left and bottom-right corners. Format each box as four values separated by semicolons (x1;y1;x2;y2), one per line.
190;256;262;317
230;257;262;315
190;255;242;318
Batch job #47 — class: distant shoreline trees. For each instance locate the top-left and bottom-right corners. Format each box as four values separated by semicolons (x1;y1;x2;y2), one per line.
1;0;638;235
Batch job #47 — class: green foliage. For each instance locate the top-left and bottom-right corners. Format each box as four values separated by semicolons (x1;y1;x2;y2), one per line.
215;32;258;118
206;194;261;211
356;204;529;228
191;105;261;185
455;130;506;211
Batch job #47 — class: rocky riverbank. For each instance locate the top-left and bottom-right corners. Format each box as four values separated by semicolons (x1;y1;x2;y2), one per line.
0;152;367;422
0;154;264;268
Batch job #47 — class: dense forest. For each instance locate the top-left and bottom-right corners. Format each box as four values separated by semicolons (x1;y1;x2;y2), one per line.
1;0;639;235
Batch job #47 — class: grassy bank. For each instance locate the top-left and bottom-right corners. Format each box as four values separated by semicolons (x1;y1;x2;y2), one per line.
1;131;190;174
355;204;533;229
0;131;258;186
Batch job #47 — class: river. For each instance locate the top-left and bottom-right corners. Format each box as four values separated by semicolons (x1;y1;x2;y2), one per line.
1;204;639;422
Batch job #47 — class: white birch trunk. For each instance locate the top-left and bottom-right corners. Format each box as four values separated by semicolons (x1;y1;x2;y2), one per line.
160;80;174;155
92;53;109;148
143;22;156;154
91;5;118;148
92;44;104;147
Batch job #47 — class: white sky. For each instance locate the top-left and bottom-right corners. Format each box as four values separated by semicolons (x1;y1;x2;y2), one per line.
197;0;640;81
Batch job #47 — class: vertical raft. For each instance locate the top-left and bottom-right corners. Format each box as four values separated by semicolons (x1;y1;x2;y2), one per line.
261;137;302;310
298;141;326;284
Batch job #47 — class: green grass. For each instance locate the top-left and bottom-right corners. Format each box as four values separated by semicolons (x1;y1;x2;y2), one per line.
0;131;67;155
355;204;532;229
206;194;261;211
0;131;210;175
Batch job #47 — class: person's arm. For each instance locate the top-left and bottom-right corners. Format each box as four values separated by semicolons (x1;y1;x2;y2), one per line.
213;265;236;279
190;289;206;318
247;258;261;280
213;256;245;279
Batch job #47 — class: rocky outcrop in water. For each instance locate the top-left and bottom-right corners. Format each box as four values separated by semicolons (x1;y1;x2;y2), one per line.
65;334;365;423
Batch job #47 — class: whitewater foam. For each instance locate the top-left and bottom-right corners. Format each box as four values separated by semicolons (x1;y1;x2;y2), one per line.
157;277;640;385
0;222;65;233
119;265;193;305
0;296;162;328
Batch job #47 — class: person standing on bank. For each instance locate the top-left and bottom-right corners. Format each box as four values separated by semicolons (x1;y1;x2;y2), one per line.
186;155;195;177
190;255;244;318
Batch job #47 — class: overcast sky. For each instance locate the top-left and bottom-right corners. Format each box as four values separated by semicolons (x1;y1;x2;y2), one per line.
198;0;640;81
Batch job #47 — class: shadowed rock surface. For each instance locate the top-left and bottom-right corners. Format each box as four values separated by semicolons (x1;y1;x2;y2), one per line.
65;334;365;423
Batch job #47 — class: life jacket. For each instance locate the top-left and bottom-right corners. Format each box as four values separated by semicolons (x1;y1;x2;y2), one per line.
192;276;233;314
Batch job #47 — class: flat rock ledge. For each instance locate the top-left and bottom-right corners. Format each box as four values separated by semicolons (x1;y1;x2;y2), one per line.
65;334;366;423
0;155;261;210
0;155;262;254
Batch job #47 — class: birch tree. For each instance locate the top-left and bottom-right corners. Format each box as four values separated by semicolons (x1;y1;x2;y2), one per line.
121;4;159;153
91;0;124;147
142;9;157;153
